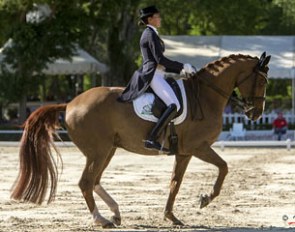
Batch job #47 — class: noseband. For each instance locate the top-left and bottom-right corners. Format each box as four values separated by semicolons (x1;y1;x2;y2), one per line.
235;69;268;112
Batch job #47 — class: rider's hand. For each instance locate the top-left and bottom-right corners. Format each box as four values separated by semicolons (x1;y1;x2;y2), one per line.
181;63;197;78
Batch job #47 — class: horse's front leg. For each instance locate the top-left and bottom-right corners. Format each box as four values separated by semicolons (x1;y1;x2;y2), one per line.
164;155;192;225
195;144;228;208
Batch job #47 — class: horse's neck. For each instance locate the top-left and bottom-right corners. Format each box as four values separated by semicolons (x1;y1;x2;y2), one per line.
192;63;240;115
198;71;236;113
187;55;257;119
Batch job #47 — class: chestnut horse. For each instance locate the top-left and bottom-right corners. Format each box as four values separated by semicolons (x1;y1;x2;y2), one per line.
11;53;270;228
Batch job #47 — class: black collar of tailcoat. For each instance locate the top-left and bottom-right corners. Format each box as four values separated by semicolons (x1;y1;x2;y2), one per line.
146;26;165;51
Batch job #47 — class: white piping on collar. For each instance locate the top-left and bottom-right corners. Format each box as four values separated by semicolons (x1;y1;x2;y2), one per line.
147;24;159;35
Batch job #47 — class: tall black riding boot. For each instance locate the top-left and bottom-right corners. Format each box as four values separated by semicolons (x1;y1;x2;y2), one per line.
144;104;177;152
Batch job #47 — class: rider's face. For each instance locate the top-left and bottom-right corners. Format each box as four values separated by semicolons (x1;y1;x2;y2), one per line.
148;13;161;28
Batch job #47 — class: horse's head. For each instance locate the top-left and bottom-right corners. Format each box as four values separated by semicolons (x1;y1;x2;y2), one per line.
235;52;271;121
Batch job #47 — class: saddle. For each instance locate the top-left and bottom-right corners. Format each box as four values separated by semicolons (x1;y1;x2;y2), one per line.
133;78;187;125
133;78;188;155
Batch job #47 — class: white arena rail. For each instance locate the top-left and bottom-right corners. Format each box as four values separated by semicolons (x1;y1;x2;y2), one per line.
213;139;295;151
223;112;295;125
0;140;294;150
0;130;68;134
0;129;294;150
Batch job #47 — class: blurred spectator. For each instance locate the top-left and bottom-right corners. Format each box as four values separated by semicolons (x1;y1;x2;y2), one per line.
272;112;288;140
224;104;232;114
224;91;237;114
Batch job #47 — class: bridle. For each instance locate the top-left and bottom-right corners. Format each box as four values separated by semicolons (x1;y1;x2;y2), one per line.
235;69;268;112
198;68;268;113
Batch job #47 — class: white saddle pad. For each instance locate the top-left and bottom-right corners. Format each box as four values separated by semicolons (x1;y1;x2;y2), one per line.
133;79;187;125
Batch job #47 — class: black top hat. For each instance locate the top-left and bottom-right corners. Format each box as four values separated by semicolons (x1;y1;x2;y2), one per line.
139;5;159;19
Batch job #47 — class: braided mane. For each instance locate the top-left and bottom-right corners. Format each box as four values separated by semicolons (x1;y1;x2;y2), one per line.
196;54;258;76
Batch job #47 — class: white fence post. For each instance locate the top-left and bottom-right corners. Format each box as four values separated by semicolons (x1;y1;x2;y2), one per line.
223;113;295;127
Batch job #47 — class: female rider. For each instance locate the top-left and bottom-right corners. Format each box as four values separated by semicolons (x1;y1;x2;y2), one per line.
118;5;196;152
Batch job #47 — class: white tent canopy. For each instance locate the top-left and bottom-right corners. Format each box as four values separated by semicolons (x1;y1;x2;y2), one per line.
162;35;295;114
0;39;108;75
42;48;108;75
162;35;295;79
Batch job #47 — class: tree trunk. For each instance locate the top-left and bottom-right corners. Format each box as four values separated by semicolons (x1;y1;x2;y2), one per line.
18;94;27;124
0;103;3;123
106;8;138;86
91;73;97;87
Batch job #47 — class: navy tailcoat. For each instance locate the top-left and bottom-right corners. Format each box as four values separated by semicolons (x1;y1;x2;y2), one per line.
118;27;183;102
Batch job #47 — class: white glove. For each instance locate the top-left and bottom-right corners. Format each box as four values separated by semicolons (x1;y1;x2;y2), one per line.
183;63;196;75
180;63;196;78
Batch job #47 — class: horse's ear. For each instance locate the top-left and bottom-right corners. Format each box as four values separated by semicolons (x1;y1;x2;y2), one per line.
257;52;266;68
262;55;271;67
258;55;271;73
260;52;266;61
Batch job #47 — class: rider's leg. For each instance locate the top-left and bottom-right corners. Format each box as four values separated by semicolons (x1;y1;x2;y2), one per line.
144;70;180;152
150;70;181;111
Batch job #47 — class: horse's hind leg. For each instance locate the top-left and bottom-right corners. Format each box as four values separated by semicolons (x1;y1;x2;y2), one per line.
194;144;228;208
93;148;121;226
164;155;192;225
79;149;115;228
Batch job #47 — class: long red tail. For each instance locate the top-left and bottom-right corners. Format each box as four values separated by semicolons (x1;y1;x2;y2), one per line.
11;104;67;204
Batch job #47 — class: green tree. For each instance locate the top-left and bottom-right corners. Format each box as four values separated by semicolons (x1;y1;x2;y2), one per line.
81;0;142;85
262;0;295;34
1;0;295;122
186;0;272;35
0;0;89;122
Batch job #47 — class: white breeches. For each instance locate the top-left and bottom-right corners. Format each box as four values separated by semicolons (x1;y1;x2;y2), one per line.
150;69;181;112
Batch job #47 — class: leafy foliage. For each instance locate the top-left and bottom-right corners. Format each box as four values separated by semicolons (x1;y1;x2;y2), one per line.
0;0;89;104
0;0;294;108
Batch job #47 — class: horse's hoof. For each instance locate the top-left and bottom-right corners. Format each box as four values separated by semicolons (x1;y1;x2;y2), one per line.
173;219;185;226
200;194;211;209
111;216;121;226
164;211;185;226
102;222;116;229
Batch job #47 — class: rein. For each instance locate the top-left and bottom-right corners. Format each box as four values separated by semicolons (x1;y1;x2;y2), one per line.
196;75;246;111
194;69;267;112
